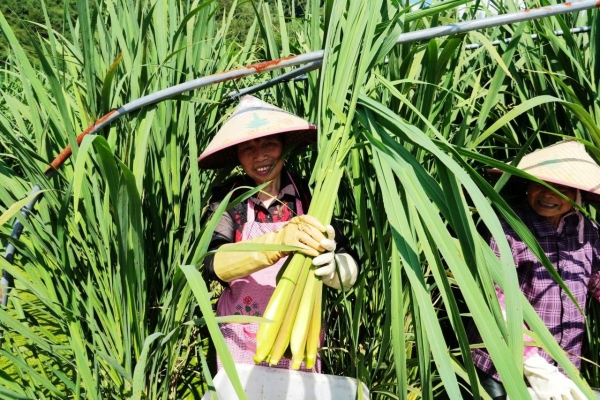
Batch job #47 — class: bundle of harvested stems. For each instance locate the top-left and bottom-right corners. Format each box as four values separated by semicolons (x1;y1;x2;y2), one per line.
253;0;398;369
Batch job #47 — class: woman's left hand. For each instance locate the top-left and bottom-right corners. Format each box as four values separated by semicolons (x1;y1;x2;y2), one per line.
312;225;358;290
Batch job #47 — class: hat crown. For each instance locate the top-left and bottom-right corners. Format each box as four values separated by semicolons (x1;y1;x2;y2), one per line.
229;95;289;119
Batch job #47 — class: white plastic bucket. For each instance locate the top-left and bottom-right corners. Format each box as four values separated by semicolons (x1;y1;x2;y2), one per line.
201;364;370;400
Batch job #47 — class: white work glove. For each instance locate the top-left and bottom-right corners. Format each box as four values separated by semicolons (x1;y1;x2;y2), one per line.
312;225;358;290
508;387;555;399
523;354;586;400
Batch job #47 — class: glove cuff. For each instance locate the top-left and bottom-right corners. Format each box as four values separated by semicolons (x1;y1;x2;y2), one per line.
213;233;284;282
335;253;358;290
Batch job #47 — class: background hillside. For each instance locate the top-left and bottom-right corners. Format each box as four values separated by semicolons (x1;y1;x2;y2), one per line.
0;0;78;61
0;0;305;62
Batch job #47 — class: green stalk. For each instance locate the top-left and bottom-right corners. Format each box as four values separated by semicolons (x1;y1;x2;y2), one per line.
268;257;312;365
290;268;318;369
305;278;323;370
254;255;310;363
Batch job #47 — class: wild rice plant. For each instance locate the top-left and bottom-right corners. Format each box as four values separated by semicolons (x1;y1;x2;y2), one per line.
0;0;258;397
0;0;598;398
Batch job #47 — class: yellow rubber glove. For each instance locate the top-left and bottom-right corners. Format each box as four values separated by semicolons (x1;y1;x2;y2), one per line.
214;215;327;282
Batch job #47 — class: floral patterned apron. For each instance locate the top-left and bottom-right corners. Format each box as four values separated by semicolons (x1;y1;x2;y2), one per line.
216;178;320;372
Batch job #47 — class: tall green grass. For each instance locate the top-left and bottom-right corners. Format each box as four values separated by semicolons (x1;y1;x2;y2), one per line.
0;0;598;398
0;0;258;397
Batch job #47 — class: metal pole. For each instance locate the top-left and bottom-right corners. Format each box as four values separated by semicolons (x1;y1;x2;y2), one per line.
228;23;594;97
464;25;592;49
2;185;41;307
226;61;323;100
2;0;599;309
232;24;593;97
395;0;599;45
226;0;598;98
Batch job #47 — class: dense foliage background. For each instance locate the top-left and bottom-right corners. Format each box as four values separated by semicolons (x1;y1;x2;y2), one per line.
0;0;599;399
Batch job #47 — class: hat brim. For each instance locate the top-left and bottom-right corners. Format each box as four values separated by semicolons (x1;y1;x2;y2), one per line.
197;127;317;169
487;168;600;204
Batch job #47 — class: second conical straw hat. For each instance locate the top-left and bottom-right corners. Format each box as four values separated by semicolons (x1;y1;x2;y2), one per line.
492;139;600;202
198;95;317;169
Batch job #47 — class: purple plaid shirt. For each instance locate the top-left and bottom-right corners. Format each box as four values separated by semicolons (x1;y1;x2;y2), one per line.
472;202;600;380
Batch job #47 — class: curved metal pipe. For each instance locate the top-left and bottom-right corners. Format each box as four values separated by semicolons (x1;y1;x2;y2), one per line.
465;25;592;49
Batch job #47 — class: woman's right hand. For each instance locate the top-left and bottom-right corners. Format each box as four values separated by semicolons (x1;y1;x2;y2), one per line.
213;215;328;282
274;215;328;257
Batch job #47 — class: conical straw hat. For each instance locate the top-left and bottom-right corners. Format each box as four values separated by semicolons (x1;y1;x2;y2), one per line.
198;95;317;169
491;140;600;203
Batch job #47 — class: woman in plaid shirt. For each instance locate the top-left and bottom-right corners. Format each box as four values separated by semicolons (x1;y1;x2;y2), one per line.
473;140;600;400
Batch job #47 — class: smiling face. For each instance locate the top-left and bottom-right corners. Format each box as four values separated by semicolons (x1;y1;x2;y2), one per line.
527;181;577;227
236;135;285;185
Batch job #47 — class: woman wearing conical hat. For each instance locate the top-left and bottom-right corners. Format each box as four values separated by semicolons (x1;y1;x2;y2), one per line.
471;140;600;400
199;95;358;372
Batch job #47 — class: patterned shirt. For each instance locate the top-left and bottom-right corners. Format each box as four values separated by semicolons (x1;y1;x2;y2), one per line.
472;202;600;380
203;169;351;282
